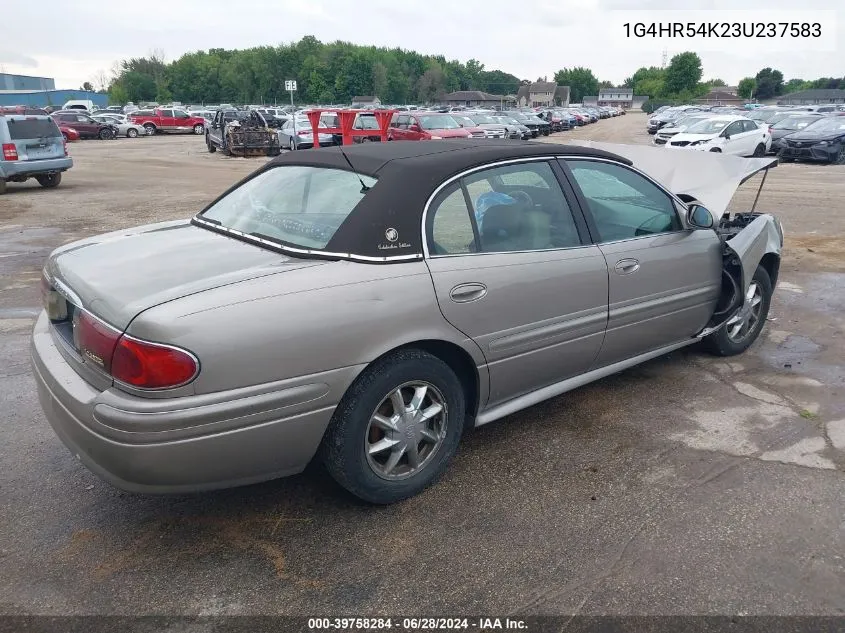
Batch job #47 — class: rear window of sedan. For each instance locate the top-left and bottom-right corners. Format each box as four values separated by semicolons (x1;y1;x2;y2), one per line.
199;166;377;250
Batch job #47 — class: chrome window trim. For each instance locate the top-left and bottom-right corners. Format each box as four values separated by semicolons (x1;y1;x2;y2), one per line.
421;154;694;258
422;155;579;259
192;216;422;263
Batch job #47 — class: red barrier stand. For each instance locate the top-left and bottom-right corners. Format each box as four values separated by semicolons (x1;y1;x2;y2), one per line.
302;108;396;147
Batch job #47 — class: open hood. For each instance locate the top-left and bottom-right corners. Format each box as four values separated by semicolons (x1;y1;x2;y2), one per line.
567;140;778;219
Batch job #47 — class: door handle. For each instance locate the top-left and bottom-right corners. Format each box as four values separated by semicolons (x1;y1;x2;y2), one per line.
614;258;640;275
449;283;487;303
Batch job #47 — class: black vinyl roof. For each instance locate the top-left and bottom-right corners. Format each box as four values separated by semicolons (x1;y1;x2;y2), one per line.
212;140;632;261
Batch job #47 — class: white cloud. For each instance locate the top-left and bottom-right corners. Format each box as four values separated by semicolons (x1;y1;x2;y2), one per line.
3;0;842;89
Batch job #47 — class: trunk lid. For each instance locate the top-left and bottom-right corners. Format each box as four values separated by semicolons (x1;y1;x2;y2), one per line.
44;220;326;329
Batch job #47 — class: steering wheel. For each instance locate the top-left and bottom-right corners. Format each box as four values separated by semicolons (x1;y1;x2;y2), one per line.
634;213;670;236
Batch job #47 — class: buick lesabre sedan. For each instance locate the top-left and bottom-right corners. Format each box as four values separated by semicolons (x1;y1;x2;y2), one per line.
32;140;783;504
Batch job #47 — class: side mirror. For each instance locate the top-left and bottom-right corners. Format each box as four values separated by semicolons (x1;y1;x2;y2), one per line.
721;131;730;139
687;204;714;229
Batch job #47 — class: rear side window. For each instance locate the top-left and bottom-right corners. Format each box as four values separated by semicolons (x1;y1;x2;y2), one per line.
7;118;61;140
200;166;377;250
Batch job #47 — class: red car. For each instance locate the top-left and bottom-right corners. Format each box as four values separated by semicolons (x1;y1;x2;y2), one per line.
388;112;473;141
58;125;80;142
129;108;206;136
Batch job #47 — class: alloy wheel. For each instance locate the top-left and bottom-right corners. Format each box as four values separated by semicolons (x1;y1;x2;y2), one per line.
365;381;448;481
726;281;763;343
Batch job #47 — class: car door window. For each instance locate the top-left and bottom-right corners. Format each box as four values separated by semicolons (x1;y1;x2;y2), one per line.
160;110;174;118
396;115;409;128
724;121;744;137
566;160;681;242
427;163;581;255
742;120;758;133
76;115;93;123
427;183;478;255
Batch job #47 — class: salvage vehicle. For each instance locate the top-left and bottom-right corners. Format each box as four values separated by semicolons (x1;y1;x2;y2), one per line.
278;116;335;150
206;109;281;157
351;113;383;143
777;116;845;164
129;108;206;136
32;140;782;504
667;116;771;156
450;115;488;138
0;112;72;194
462;113;509;139
767;114;826;154
51;111;117;140
653;113;712;145
388;112;472;141
91;115;147;138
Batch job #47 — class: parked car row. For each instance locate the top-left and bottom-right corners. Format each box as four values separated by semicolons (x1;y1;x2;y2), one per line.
649;104;845;164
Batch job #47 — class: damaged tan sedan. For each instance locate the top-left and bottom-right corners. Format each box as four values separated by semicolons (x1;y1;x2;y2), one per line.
32;140;782;504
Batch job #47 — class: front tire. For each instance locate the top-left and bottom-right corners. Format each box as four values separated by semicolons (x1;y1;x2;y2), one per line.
127;128;138;138
833;146;845;165
0;178;6;195
703;265;772;356
320;349;466;504
144;124;156;136
35;173;62;189
98;128;113;140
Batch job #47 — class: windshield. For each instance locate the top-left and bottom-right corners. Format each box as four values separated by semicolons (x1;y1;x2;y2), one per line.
453;116;476;127
200;166;377;250
773;116;822;131
418;115;459;129
747;110;774;121
685;118;731;135
808;118;845;133
471;115;495;124
495;116;519;125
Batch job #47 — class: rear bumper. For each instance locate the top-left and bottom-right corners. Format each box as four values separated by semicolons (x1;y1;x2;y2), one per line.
31;311;353;493
0;156;73;179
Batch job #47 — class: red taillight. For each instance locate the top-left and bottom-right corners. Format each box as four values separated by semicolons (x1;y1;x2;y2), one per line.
76;311;198;389
2;143;18;161
76;311;121;372
112;336;198;389
62;138;68;155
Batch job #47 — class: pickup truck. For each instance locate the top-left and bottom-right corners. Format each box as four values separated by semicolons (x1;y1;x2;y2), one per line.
128;108;206;136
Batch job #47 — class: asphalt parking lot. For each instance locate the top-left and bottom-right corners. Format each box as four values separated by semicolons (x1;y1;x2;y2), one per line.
2;113;845;616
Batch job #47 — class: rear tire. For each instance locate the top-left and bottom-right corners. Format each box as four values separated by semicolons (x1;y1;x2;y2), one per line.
320;349;466;504
833;146;845;165
206;138;216;153
193;124;205;135
703;265;772;357
0;178;6;195
752;143;766;157
35;173;61;189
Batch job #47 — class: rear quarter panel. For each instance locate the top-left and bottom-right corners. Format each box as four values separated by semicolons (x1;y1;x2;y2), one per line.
126;260;487;397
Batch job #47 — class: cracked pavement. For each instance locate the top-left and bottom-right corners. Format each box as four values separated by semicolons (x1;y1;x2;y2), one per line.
1;116;844;616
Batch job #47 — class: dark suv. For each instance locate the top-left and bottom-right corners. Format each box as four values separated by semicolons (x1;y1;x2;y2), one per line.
51;111;117;140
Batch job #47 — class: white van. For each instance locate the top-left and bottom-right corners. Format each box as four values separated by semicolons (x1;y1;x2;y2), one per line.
62;100;96;112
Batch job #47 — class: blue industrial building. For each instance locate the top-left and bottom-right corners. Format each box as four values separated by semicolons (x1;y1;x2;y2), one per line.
0;73;108;108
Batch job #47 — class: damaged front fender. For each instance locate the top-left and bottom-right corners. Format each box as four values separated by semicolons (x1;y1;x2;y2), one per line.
698;212;784;337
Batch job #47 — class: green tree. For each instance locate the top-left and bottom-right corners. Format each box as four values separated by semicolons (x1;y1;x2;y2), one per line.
372;61;388;99
737;77;756;99
703;78;725;87
663;52;702;95
120;71;156;102
598;80;614;89
754;68;784;100
108;82;128;105
553;67;599;104
81;81;93;91
783;78;808;94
